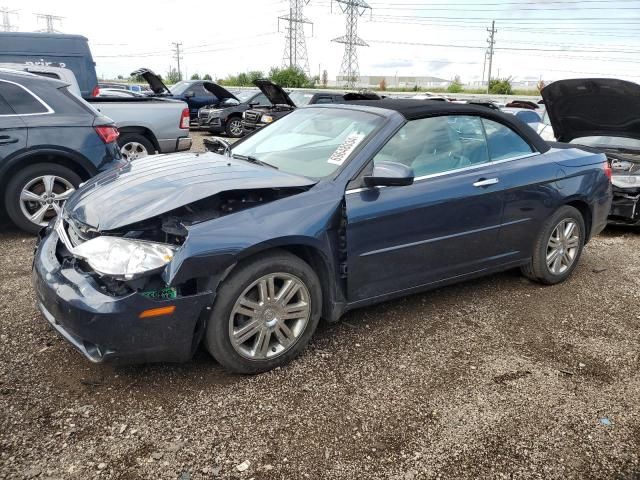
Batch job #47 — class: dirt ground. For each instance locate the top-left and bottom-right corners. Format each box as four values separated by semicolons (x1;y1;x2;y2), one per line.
1;131;640;479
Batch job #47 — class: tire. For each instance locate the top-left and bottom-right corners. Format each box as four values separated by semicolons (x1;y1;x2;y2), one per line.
4;163;82;234
224;116;244;138
118;133;155;161
205;250;322;374
521;205;586;285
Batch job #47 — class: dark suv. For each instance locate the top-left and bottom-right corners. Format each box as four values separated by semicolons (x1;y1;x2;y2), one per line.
0;69;123;233
198;89;272;138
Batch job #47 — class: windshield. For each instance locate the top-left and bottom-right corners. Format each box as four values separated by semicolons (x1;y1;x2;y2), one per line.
169;81;193;95
231;107;384;178
571;136;640;150
289;91;314;107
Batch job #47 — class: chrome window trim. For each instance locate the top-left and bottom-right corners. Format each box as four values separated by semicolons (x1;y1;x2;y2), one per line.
345;151;540;195
0;78;55;117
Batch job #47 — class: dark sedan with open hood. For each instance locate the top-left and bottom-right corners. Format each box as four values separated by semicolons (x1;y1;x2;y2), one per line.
541;78;640;226
33;100;612;374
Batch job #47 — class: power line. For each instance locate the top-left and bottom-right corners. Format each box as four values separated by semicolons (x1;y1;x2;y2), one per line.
172;42;183;80
35;13;63;33
486;20;496;93
0;7;17;32
278;0;313;74
332;0;372;88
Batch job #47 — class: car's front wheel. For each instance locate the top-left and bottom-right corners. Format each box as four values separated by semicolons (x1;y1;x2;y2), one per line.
521;205;585;285
205;251;322;374
225;116;244;138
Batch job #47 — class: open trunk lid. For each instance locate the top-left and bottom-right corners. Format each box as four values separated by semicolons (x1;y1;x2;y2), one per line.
130;67;171;95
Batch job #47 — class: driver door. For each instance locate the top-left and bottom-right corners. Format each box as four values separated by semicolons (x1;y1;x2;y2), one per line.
345;115;506;302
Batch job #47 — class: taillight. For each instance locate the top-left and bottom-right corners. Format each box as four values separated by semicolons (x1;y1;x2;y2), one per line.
95;125;119;144
91;85;100;97
180;108;190;129
603;160;612;180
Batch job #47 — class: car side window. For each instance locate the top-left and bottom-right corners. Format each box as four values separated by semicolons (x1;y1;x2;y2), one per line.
0;82;49;115
193;84;211;96
0;93;14;115
373;115;490;177
481;118;534;161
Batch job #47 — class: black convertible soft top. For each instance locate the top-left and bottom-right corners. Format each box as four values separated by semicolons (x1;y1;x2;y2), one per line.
348;99;551;153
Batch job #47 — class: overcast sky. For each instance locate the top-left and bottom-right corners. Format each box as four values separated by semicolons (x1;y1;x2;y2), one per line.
4;0;640;84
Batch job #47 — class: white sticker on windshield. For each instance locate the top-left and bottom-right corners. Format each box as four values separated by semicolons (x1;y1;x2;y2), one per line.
327;133;366;165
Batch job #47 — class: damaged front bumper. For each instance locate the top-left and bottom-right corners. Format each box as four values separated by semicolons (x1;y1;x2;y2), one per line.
32;228;215;364
609;187;640;226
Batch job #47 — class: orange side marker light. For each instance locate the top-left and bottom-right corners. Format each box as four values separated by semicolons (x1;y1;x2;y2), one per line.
139;306;176;319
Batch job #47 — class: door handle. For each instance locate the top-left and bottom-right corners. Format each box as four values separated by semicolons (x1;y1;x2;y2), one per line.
0;136;18;145
473;177;499;187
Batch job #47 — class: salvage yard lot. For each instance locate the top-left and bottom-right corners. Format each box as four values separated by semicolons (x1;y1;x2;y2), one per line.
1;135;640;479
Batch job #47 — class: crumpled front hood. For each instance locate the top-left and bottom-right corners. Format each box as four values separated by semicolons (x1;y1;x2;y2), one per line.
541;78;640;143
64;152;315;231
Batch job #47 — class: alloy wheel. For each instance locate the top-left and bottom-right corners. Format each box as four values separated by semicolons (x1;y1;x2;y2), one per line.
229;119;243;137
229;273;311;360
19;175;75;227
546;218;580;275
120;141;149;161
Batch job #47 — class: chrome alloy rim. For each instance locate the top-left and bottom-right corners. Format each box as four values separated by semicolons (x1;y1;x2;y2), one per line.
120;141;149;161
19;175;75;227
229;273;311;360
546;219;580;275
229;119;243;136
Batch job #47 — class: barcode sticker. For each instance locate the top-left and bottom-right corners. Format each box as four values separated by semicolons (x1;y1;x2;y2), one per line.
327;133;366;165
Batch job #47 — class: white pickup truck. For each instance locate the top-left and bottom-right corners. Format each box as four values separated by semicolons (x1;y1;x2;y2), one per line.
1;63;192;160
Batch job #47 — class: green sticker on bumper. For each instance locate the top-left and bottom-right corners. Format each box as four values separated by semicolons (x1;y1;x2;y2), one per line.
141;287;177;300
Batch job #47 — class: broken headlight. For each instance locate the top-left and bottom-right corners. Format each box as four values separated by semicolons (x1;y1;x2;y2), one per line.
73;237;177;280
612;175;640;189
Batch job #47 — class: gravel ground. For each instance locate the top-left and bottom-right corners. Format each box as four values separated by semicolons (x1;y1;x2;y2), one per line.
1;132;640;479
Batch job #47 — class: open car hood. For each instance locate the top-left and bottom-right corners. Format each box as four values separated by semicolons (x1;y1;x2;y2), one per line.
63;152;315;231
541;78;640;143
130;67;171;95
253;79;296;107
202;82;238;101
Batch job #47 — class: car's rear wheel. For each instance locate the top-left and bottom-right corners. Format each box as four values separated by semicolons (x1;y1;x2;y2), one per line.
4;163;81;234
521;205;585;285
225;116;244;138
118;133;155;161
205;250;322;374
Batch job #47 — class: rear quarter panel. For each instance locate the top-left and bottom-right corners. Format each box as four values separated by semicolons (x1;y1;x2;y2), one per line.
499;147;610;259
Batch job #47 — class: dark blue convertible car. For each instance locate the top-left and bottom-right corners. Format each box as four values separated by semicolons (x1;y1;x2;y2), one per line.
32;100;612;373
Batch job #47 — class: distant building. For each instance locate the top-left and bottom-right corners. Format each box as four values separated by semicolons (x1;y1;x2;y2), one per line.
331;75;450;89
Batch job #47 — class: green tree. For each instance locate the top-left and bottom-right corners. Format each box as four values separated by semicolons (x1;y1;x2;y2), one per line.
268;66;310;88
116;74;124;80
488;77;513;95
447;75;463;93
203;73;212;81
190;73;200;80
165;67;181;84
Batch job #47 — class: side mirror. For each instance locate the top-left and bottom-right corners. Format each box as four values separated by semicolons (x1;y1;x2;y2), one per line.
203;137;230;155
363;161;414;187
184;91;195;98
